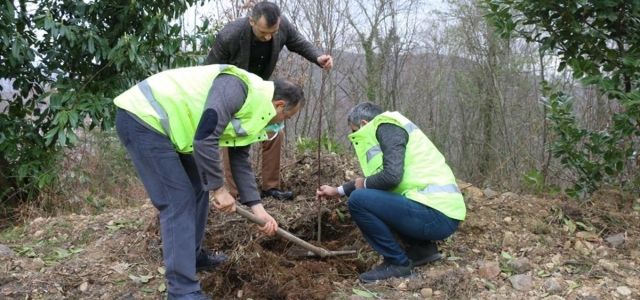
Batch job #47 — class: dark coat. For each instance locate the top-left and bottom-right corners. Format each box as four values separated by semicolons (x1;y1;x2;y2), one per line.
205;16;322;80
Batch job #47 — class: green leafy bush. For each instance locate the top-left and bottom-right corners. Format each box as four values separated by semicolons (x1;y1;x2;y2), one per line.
1;0;214;204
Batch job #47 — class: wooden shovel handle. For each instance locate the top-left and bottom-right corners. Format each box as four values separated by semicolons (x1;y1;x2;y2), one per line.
234;205;333;257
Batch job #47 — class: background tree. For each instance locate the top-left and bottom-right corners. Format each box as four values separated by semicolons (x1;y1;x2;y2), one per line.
279;0;350;145
485;0;640;196
0;0;213;204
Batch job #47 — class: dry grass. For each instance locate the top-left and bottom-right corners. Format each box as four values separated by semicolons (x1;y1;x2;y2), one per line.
3;129;147;228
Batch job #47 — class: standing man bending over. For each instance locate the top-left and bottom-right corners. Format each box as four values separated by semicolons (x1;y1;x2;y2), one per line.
206;1;333;200
114;64;304;300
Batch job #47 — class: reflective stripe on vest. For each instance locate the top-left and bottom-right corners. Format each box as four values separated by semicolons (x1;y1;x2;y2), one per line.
231;118;248;136
364;122;418;162
405;122;418;133
366;145;381;162
138;64;246;139
420;184;461;194
138;80;171;137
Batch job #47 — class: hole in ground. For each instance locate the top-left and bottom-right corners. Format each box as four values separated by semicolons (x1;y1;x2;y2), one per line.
201;208;368;299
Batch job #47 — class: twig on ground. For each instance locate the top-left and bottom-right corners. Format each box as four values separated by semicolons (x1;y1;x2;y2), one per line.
357;282;385;299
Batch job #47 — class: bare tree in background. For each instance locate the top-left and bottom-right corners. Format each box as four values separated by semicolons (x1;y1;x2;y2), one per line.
343;0;423;111
425;0;549;187
277;0;353;145
194;0;618;191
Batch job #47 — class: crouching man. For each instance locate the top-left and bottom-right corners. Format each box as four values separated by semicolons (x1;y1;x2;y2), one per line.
316;102;466;283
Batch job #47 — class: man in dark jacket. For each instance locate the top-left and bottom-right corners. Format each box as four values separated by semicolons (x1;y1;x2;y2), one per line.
206;1;333;200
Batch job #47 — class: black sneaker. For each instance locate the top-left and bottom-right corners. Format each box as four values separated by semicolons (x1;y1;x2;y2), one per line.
359;259;417;283
167;291;212;300
406;241;441;267
261;188;294;200
195;250;228;272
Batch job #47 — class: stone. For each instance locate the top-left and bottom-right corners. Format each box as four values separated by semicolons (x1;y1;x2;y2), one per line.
30;258;45;270
502;231;517;248
543;278;563;294
0;244;15;257
483;188;498;198
616;286;632;296
604;233;626;246
503;217;512;223
79;282;89;293
420;288;433;297
508;274;532;291
508;257;531;274
478;262;501;279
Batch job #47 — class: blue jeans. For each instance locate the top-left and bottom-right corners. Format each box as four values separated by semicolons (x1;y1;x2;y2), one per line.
115;109;209;294
348;189;460;265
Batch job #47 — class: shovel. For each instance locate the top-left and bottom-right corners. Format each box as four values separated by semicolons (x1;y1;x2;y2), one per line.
235;205;356;258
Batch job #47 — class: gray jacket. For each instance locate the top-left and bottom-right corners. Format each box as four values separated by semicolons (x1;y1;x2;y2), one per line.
206;16;322;79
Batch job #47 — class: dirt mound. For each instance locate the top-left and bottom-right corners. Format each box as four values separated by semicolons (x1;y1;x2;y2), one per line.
1;151;640;299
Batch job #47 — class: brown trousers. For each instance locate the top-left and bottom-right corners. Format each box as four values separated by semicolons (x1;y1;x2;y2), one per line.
222;131;283;198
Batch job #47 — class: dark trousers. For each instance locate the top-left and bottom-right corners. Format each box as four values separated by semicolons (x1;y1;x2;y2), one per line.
222;130;283;197
115;109;208;294
347;189;460;265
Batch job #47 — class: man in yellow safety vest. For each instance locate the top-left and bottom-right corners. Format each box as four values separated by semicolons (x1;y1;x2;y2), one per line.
113;64;304;299
316;102;466;283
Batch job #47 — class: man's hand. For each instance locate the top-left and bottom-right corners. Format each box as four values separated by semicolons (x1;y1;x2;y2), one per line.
355;177;365;189
317;55;333;69
212;188;236;213
250;204;278;236
316;185;339;200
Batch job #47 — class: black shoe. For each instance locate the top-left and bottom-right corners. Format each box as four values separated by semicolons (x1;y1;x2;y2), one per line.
406;241;441;267
261;188;294;200
167;291;212;300
359;259;417;283
195;250;228;272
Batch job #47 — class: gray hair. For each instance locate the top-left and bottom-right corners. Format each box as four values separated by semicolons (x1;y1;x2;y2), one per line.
347;102;383;126
273;78;305;110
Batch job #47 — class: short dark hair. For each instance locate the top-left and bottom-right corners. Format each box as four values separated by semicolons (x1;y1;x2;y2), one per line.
347;102;383;125
273;78;304;110
252;1;281;27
